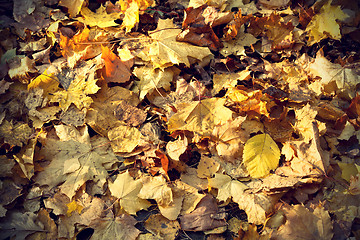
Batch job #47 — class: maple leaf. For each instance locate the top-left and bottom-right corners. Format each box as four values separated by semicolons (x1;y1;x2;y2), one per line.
272;204;333;240
90;214;140;240
144;214;180;239
35;125;119;199
50;63;100;111
108;171;151;214
294;104;318;143
138;175;173;207
13;139;36;179
8;56;37;84
137;19;213;69
308;51;360;99
77;5;122;28
118;0;154;32
133;66;175;100
306;0;348;45
208;173;248;202
108;125;142;153
0;211;44;240
168;98;233;135
242;133;280;178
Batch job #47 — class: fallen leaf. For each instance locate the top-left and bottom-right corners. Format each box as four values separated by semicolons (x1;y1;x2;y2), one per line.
166;134;188;161
144;214;180;240
118;0;154;32
272;204;333;240
208;173;248;202
139;175;173;207
59;0;84;17
197;155;220;178
243;133;280;178
66;200;83;217
101;45;134;84
35;125;118;199
77;5;122;28
0;120;32;147
168;98;233;135
138;19;213;68
90;214;140;240
108;171;151;214
306;0;348;45
108;125;142;153
179;194;227;231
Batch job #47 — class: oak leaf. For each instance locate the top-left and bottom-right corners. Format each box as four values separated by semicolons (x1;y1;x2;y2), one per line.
138;19;213;68
108;171;151;214
243;133;280;178
168;98;233;135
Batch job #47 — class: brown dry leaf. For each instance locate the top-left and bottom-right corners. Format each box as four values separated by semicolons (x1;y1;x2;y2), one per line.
0;211;44;240
306;0;348;45
179;194;227;231
86;85;140;136
133;66;175;100
211;116;247;163
226;87;270;117
197;155;220;178
308;50;360;99
0;120;32;147
13;138;37;179
168;98;233;136
114;100;147;127
294;104;318;143
101;46;134;84
144;214;180;240
108;125;142;153
108;171;151;215
90;214;140;240
8;56;37;84
137;19;213;69
177;5;233;51
35;125;118;199
166;134;188;161
223;10;252;41
349;174;360;195
139;175;173;207
272;204;333;240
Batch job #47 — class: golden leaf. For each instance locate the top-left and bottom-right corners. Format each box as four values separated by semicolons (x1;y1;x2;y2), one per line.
243;133;280;178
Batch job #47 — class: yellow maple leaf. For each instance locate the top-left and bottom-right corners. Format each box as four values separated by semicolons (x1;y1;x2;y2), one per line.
138;19;213;68
208;173;248;202
242;133;280;178
167;98;233;135
66;200;83;217
107;125;141;153
108;171;151;214
118;0;154;32
50;71;100;111
306;0;348;45
138;175;173;207
77;5;122;28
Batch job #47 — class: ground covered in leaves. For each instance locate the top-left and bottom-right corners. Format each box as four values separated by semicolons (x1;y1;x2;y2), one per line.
0;0;360;239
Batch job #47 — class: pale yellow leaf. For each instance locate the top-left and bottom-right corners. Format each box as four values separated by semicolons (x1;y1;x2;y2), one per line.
243;133;280;178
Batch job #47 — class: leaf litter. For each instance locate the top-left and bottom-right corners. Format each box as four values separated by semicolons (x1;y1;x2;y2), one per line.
0;0;360;239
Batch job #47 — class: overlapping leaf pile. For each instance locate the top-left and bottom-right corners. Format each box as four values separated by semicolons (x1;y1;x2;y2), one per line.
0;0;360;239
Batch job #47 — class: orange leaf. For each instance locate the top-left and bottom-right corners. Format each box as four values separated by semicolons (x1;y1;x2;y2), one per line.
101;46;134;83
155;149;169;174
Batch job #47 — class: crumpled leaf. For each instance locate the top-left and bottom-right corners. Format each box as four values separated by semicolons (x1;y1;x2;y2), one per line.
179;194;227;231
77;5;122;28
168;98;233;135
90;214;140;240
108;171;151;214
0;120;32;147
35;125;118;199
306;0;348;45
139;175;173;207
272;204;333;240
243;133;280;178
138;19;213;68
